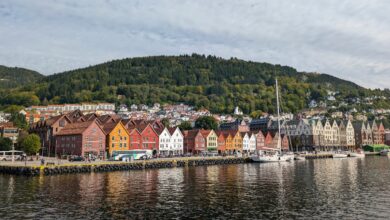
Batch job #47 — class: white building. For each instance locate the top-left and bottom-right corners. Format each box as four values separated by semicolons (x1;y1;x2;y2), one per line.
158;128;172;156
242;132;250;152
248;133;257;153
168;127;184;155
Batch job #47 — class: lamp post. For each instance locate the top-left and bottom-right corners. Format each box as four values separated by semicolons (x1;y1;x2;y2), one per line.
10;136;17;163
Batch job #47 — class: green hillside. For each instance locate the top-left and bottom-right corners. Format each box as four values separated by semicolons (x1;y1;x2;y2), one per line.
0;54;388;114
0;65;43;89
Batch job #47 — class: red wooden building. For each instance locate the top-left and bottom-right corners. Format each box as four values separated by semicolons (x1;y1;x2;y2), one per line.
183;129;206;154
128;128;142;150
139;124;159;154
255;131;265;150
55;119;106;158
216;131;226;153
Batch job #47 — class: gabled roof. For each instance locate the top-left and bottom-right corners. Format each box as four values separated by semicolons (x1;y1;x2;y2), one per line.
128;128;141;136
102;121;119;135
167;127;176;135
199;129;212;138
57;119;102;136
254;130;264;137
352;121;365;131
183;129;201;138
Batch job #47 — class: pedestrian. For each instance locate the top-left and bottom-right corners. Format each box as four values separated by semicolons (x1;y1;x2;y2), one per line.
41;158;45;166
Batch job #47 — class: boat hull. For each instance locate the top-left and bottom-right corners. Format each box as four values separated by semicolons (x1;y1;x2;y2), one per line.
333;153;348;158
349;152;365;158
251;155;292;163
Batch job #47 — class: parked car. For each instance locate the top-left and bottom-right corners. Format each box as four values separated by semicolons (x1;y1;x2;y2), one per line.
68;156;85;162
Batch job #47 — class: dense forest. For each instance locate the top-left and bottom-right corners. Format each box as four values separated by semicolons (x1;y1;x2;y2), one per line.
0;65;43;89
0;54;389;114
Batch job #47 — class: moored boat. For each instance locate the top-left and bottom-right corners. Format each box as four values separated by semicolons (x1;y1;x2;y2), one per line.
251;79;294;163
380;149;389;156
294;154;306;160
349;150;365;158
333;152;348;158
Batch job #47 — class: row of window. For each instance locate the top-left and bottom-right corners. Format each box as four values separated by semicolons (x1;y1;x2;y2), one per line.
112;136;127;141
111;143;127;148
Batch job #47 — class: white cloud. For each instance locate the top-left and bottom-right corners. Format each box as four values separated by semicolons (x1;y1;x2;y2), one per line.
0;0;389;88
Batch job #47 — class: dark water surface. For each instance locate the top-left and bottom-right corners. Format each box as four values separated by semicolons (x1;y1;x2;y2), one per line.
1;157;390;219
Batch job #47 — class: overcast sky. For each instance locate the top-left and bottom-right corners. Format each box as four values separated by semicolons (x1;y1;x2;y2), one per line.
0;0;389;88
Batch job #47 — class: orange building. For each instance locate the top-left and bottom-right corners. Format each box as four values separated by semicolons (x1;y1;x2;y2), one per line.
103;121;130;157
230;130;242;153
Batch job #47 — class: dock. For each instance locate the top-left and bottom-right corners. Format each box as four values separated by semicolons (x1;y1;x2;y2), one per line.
0;156;250;176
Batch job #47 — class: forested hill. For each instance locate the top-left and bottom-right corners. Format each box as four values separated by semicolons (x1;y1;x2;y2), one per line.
0;65;43;89
1;54;388;114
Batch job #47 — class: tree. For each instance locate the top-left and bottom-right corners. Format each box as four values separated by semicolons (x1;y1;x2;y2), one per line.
161;118;170;128
0;137;13;151
16;130;29;150
21;134;41;155
179;121;192;131
250;110;263;119
195;116;218;130
10;113;28;130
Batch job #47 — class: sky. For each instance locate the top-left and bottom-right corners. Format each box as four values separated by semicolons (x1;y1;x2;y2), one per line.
0;0;389;89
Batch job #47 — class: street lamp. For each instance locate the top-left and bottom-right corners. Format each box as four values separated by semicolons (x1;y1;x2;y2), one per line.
10;136;17;163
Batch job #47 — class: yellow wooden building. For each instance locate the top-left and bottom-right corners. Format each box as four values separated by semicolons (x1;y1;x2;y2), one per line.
102;121;130;157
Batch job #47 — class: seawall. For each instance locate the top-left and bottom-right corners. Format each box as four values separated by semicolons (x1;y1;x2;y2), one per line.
0;157;250;176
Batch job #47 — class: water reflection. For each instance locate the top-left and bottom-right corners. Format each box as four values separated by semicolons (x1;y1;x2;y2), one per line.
1;157;390;219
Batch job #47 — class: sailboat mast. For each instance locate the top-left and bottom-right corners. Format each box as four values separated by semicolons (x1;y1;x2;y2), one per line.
276;79;281;152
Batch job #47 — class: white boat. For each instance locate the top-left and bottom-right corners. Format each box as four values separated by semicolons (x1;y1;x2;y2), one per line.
349;151;365;158
294;154;306;160
380;150;389;156
251;152;293;163
333;152;348;158
251;79;294;163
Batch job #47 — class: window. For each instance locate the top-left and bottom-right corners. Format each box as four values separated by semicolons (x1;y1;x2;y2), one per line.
112;136;115;141
112;143;115;148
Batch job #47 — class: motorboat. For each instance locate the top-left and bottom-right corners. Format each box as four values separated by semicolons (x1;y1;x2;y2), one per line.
251;152;293;163
380;150;389;156
349;151;365;158
333;152;348;158
294;154;306;160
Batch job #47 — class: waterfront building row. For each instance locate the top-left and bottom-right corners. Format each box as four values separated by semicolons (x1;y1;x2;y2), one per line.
29;110;290;158
224;118;386;150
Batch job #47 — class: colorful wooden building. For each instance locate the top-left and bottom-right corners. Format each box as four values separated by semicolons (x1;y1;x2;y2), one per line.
55;119;106;158
103;121;130;157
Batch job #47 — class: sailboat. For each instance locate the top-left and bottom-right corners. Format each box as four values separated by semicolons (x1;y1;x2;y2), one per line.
251;79;294;163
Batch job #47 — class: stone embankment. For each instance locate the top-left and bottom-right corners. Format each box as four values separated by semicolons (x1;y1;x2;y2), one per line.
0;157;250;176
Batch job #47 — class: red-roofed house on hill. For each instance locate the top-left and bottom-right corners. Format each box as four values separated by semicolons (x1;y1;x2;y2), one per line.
55;119;106;158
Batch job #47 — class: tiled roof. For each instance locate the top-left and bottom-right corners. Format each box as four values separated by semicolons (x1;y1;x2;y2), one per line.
199;129;211;138
102;121;118;134
184;129;200;138
167;127;177;135
57;120;97;136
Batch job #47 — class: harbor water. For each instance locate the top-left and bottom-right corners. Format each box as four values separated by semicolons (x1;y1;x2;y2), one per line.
1;156;390;219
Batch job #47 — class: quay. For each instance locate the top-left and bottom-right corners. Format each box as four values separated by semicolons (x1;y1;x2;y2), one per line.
0;156;250;176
